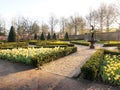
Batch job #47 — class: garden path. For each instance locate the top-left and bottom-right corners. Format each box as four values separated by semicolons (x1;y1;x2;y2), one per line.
41;45;96;78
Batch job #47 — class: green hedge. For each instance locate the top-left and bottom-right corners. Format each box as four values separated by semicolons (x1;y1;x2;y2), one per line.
0;42;27;49
104;49;120;55
43;45;67;48
70;41;89;46
103;43;120;47
37;41;74;47
81;49;104;80
103;41;120;47
32;47;77;67
29;40;38;45
117;45;120;51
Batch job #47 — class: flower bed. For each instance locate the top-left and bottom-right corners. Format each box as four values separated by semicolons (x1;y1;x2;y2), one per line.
0;47;77;67
100;54;120;85
81;49;120;86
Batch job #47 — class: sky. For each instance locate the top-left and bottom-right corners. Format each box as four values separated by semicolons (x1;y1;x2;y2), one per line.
0;0;117;29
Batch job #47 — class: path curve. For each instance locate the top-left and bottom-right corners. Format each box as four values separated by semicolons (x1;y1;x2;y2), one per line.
41;45;96;78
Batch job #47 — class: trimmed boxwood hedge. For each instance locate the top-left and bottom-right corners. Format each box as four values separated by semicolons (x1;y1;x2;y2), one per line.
31;47;77;67
103;41;120;47
70;41;89;46
0;42;28;49
104;49;120;55
103;43;120;47
81;49;120;82
81;49;104;80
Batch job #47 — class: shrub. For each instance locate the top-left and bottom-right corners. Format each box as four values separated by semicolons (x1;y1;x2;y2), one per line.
8;26;16;42
52;33;56;40
29;40;38;45
118;45;120;51
104;49;120;55
40;32;45;40
0;42;28;49
64;32;69;40
46;41;74;47
70;41;89;46
47;32;51;40
103;41;120;47
81;49;104;80
32;46;77;67
34;33;37;40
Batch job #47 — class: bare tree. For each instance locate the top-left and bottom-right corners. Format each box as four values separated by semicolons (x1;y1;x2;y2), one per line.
65;22;73;35
41;23;49;35
97;3;107;32
13;16;37;40
49;15;58;37
0;17;6;35
32;21;40;34
105;4;117;32
68;15;86;35
70;16;78;35
86;9;98;29
114;0;120;29
78;17;86;34
59;17;66;35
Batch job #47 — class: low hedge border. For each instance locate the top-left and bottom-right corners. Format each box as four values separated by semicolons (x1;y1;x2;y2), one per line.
70;41;89;46
81;49;120;83
32;47;77;67
103;43;120;47
104;49;120;55
0;42;28;49
43;45;67;48
81;49;104;80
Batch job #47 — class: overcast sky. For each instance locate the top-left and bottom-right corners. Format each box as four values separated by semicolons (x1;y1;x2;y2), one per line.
0;0;117;29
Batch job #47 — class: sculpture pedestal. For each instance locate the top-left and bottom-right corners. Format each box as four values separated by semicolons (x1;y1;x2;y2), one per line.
88;40;96;49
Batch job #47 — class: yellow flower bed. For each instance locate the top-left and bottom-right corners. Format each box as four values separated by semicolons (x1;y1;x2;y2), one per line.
101;54;120;85
0;47;64;65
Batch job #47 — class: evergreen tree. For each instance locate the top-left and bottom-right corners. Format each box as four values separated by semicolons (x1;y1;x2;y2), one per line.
64;32;69;40
53;33;56;40
47;32;51;40
40;32;45;40
8;26;16;42
34;33;37;40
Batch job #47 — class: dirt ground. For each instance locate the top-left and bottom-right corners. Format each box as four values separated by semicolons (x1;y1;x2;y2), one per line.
0;60;119;90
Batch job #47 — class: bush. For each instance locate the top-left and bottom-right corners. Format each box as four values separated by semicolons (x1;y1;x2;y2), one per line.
32;46;77;67
103;41;120;47
8;26;16;42
40;32;45;40
29;40;38;45
52;33;56;40
47;32;51;40
81;49;104;80
47;41;74;47
64;32;69;40
70;41;89;46
104;49;120;55
0;42;28;49
34;33;37;40
118;45;120;51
